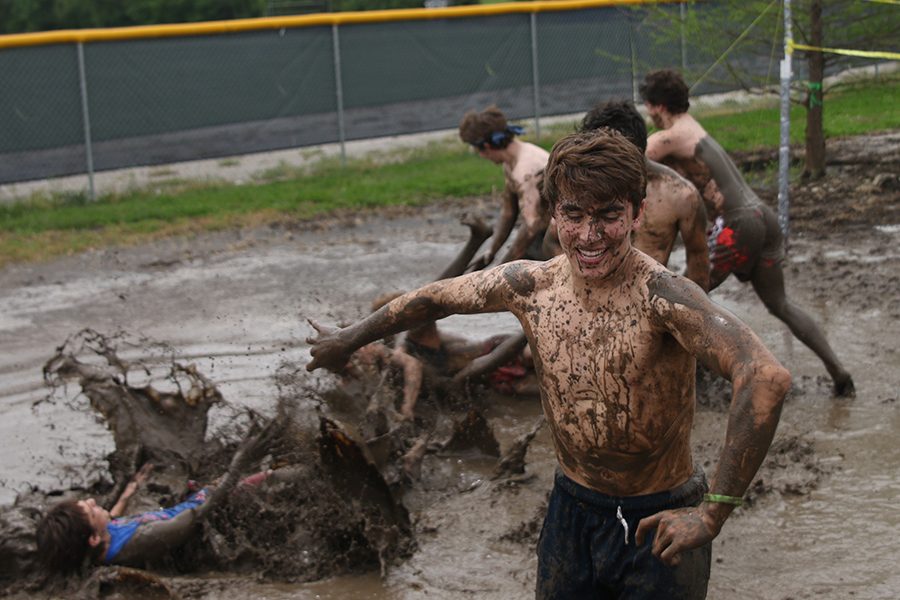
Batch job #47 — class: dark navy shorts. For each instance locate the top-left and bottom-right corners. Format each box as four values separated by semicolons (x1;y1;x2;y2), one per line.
537;468;711;599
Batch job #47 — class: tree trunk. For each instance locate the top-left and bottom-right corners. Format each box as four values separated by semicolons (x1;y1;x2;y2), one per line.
804;0;826;179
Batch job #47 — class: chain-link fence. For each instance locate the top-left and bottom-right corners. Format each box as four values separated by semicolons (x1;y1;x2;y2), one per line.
0;1;878;187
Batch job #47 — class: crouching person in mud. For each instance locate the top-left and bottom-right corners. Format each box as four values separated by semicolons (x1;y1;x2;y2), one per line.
35;430;271;576
307;129;791;598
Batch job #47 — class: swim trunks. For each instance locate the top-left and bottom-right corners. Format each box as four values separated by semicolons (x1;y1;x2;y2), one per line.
537;468;710;599
708;203;784;282
104;488;209;563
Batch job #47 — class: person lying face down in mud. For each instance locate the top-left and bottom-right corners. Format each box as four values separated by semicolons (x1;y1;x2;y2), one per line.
459;105;552;269
543;100;710;291
308;129;792;599
35;432;274;575
640;68;854;396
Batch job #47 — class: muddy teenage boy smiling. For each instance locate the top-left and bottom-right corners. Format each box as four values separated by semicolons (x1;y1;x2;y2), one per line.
307;129;790;598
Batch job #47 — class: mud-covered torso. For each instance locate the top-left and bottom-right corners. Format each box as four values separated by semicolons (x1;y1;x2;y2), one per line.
504;142;550;217
506;255;696;496
635;162;697;266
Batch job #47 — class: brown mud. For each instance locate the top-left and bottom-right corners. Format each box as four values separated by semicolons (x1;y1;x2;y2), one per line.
0;132;898;599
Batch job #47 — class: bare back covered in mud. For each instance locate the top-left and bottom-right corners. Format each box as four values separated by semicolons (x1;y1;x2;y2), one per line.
639;160;709;288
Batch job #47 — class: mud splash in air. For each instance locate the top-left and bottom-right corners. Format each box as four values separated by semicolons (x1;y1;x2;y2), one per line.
1;330;416;597
2;329;550;598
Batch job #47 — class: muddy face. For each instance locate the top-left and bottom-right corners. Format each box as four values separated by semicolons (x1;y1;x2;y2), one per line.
553;196;640;283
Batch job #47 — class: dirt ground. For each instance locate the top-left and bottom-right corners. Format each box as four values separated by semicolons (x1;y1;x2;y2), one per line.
0;131;898;599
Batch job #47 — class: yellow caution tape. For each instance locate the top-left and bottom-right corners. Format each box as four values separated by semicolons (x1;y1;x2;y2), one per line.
790;41;900;60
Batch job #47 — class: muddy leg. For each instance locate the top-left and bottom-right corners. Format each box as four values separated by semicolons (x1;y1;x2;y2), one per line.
436;214;493;280
751;261;854;395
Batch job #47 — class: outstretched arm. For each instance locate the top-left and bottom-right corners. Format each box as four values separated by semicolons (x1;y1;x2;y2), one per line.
307;266;517;373
111;425;274;565
636;272;790;565
110;463;153;518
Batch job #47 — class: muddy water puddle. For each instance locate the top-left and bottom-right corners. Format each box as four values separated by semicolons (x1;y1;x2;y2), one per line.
1;212;898;598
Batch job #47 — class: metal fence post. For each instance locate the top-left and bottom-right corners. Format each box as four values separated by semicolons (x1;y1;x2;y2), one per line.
629;18;638;104
680;2;687;70
530;12;541;141
76;42;96;200
777;0;793;247
332;23;347;166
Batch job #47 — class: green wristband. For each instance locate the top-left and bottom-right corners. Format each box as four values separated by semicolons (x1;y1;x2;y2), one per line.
703;493;744;506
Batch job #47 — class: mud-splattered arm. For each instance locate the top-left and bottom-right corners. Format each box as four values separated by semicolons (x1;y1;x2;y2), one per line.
474;185;519;269
497;175;549;264
677;186;710;291
637;272;791;565
389;347;423;420
110;463;153;518
307;267;517;373
111;427;270;566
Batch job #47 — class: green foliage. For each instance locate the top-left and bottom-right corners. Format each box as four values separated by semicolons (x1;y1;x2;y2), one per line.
640;0;899;93
0;0;268;33
0;146;500;235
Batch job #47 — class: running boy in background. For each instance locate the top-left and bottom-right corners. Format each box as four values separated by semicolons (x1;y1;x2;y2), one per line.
308;129;791;598
640;68;854;395
459;105;551;269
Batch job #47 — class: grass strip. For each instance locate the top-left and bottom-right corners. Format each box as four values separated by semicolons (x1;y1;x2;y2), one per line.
1;75;896;266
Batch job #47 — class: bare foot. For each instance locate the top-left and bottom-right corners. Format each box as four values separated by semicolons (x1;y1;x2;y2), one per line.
833;373;855;397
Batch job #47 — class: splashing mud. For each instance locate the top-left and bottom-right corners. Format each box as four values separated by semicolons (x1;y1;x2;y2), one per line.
1;329;547;598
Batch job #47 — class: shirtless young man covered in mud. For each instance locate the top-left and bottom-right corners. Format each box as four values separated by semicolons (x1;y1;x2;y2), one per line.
308;130;791;598
544;100;710;290
640;69;854;395
459;105;551;269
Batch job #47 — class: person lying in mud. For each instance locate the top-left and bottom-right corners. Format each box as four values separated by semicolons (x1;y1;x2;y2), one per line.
640;68;854;396
35;432;274;574
391;214;538;398
459;105;551;269
543;100;710;290
307;129;791;598
338;215;538;424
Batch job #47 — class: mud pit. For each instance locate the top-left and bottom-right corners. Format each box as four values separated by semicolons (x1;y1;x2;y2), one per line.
1;132;899;599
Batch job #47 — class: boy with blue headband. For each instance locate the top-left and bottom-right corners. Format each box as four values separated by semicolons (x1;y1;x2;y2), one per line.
458;105;551;269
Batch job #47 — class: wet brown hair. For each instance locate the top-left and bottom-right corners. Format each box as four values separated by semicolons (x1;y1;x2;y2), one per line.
36;499;101;573
458;105;513;149
542;129;647;213
639;69;690;114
